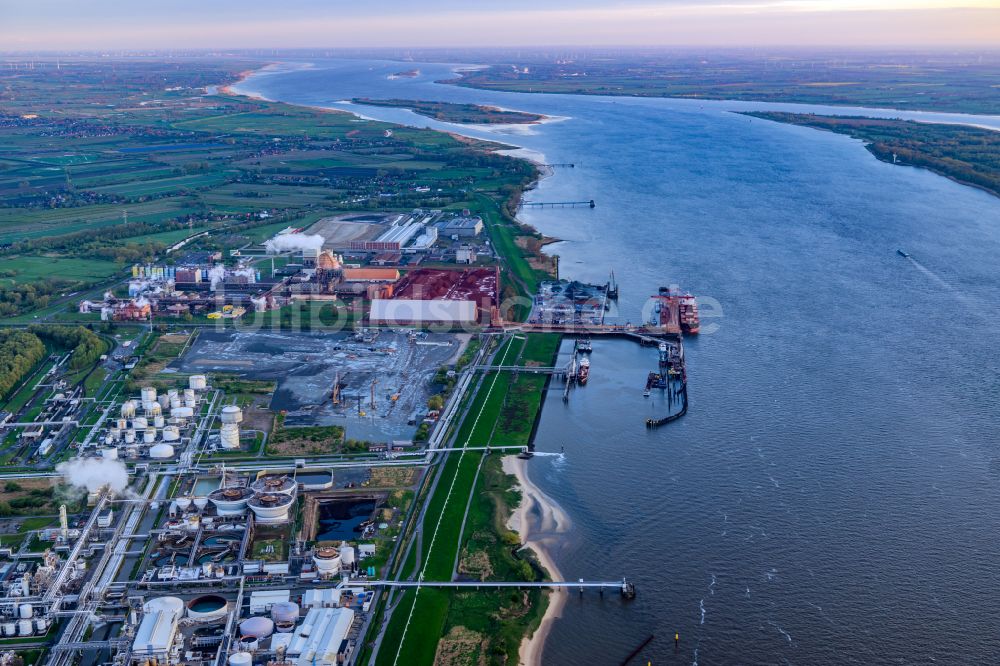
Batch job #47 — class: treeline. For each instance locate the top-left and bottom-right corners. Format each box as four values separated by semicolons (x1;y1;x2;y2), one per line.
742;112;1000;198
29;325;108;371
0;279;72;317
2;219;189;256
0;330;46;399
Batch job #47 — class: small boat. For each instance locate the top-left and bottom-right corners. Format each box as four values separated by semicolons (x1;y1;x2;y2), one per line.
897;249;910;258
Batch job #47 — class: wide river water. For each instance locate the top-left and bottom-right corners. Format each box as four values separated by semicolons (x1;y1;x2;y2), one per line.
238;60;1000;665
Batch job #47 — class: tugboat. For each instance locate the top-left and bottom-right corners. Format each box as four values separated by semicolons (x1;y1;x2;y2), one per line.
576;337;593;354
577;357;590;385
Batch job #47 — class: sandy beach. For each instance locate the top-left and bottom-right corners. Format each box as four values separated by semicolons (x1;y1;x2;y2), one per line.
502;455;572;666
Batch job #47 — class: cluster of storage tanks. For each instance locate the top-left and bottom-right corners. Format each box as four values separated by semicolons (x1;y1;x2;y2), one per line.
231;600;300;660
312;543;356;578
2;603;49;637
104;377;208;460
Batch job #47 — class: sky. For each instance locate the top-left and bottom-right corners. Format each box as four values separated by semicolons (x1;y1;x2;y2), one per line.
2;0;1000;50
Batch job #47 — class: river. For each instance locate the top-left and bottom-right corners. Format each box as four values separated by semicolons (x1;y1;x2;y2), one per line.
236;60;1000;665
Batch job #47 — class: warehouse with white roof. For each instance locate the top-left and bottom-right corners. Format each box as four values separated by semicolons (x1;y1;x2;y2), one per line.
368;298;477;325
286;607;355;666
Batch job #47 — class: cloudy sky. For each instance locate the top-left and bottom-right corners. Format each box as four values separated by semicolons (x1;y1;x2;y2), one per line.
3;0;999;50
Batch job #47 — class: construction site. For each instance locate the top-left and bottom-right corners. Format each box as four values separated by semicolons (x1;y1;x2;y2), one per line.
171;329;468;442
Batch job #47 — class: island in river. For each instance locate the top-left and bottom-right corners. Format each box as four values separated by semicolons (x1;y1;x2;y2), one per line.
352;97;546;124
743;112;1000;198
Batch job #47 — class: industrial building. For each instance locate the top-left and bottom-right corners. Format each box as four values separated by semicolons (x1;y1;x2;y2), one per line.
439;215;483;238
286;607;356;666
369;298;479;325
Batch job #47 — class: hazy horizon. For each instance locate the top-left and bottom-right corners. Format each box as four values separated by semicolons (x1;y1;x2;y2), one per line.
3;1;1000;51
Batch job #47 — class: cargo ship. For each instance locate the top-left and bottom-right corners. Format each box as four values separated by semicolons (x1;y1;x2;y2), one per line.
577;357;590;385
679;293;700;335
649;286;700;335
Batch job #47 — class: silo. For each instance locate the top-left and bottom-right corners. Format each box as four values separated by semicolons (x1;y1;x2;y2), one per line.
340;545;356;569
189;375;208;391
220;405;242;450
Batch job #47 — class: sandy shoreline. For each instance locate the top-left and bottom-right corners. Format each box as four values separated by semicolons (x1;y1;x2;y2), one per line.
503;455;571;666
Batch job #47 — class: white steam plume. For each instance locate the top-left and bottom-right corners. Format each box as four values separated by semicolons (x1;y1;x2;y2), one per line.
264;233;324;254
208;264;226;291
56;457;130;495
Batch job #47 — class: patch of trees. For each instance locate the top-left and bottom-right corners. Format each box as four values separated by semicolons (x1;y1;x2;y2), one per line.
29;325;108;371
0;329;46;399
0;280;72;317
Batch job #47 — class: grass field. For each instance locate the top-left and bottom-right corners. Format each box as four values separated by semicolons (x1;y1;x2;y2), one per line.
0;256;120;288
376;334;561;666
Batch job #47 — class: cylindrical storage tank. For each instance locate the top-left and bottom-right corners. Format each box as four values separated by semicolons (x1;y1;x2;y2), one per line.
239;616;274;639
157;394;170;409
193;496;209;511
120;401;136;419
1;623;15;637
186;594;229;622
220;423;240;450
34;618;47;633
220;406;243;424
270;601;299;624
145;402;162;417
250;476;296;496
340;545;356;569
141;387;157;404
170;397;182;409
18;604;32;619
229;653;252;666
189;375;207;391
148;443;174;459
171;406;194;420
185;397;197;408
101;448;118;461
209;487;253;516
153;415;165;428
103;435;114;446
247;493;294;524
109;426;122;440
168;389;179;401
176;497;192;510
237;636;259;652
162;426;180;442
184;388;196;402
312;547;341;575
143;428;157;444
116;418;128;430
124;429;136;444
133;416;148;430
17;620;32;636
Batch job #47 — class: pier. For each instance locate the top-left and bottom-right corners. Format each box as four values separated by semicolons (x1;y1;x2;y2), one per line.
360;578;636;597
520;199;595;209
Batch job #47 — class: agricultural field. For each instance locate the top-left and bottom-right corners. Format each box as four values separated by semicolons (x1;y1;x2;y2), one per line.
0;57;540;318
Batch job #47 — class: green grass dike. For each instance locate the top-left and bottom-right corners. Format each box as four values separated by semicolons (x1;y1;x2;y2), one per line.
370;333;560;666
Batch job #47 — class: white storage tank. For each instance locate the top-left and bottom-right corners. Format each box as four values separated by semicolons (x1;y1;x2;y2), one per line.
120;401;136;419
116;418;128;430
109;426;122;440
184;388;197;403
229;653;252;666
17;620;32;636
171;406;194;420
170;397;182;409
154;415;165;428
143;428;157;444
103;435;114;446
140;386;157;404
340;544;356;569
124;429;136;444
240;616;274;638
18;604;32;619
270;601;299;624
101;448;118;461
189;375;208;391
133;416;148;430
1;623;15;637
149;443;174;459
157;394;170;408
162;426;180;442
220;405;243;424
312;547;342;575
145;402;162;417
34;617;47;633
